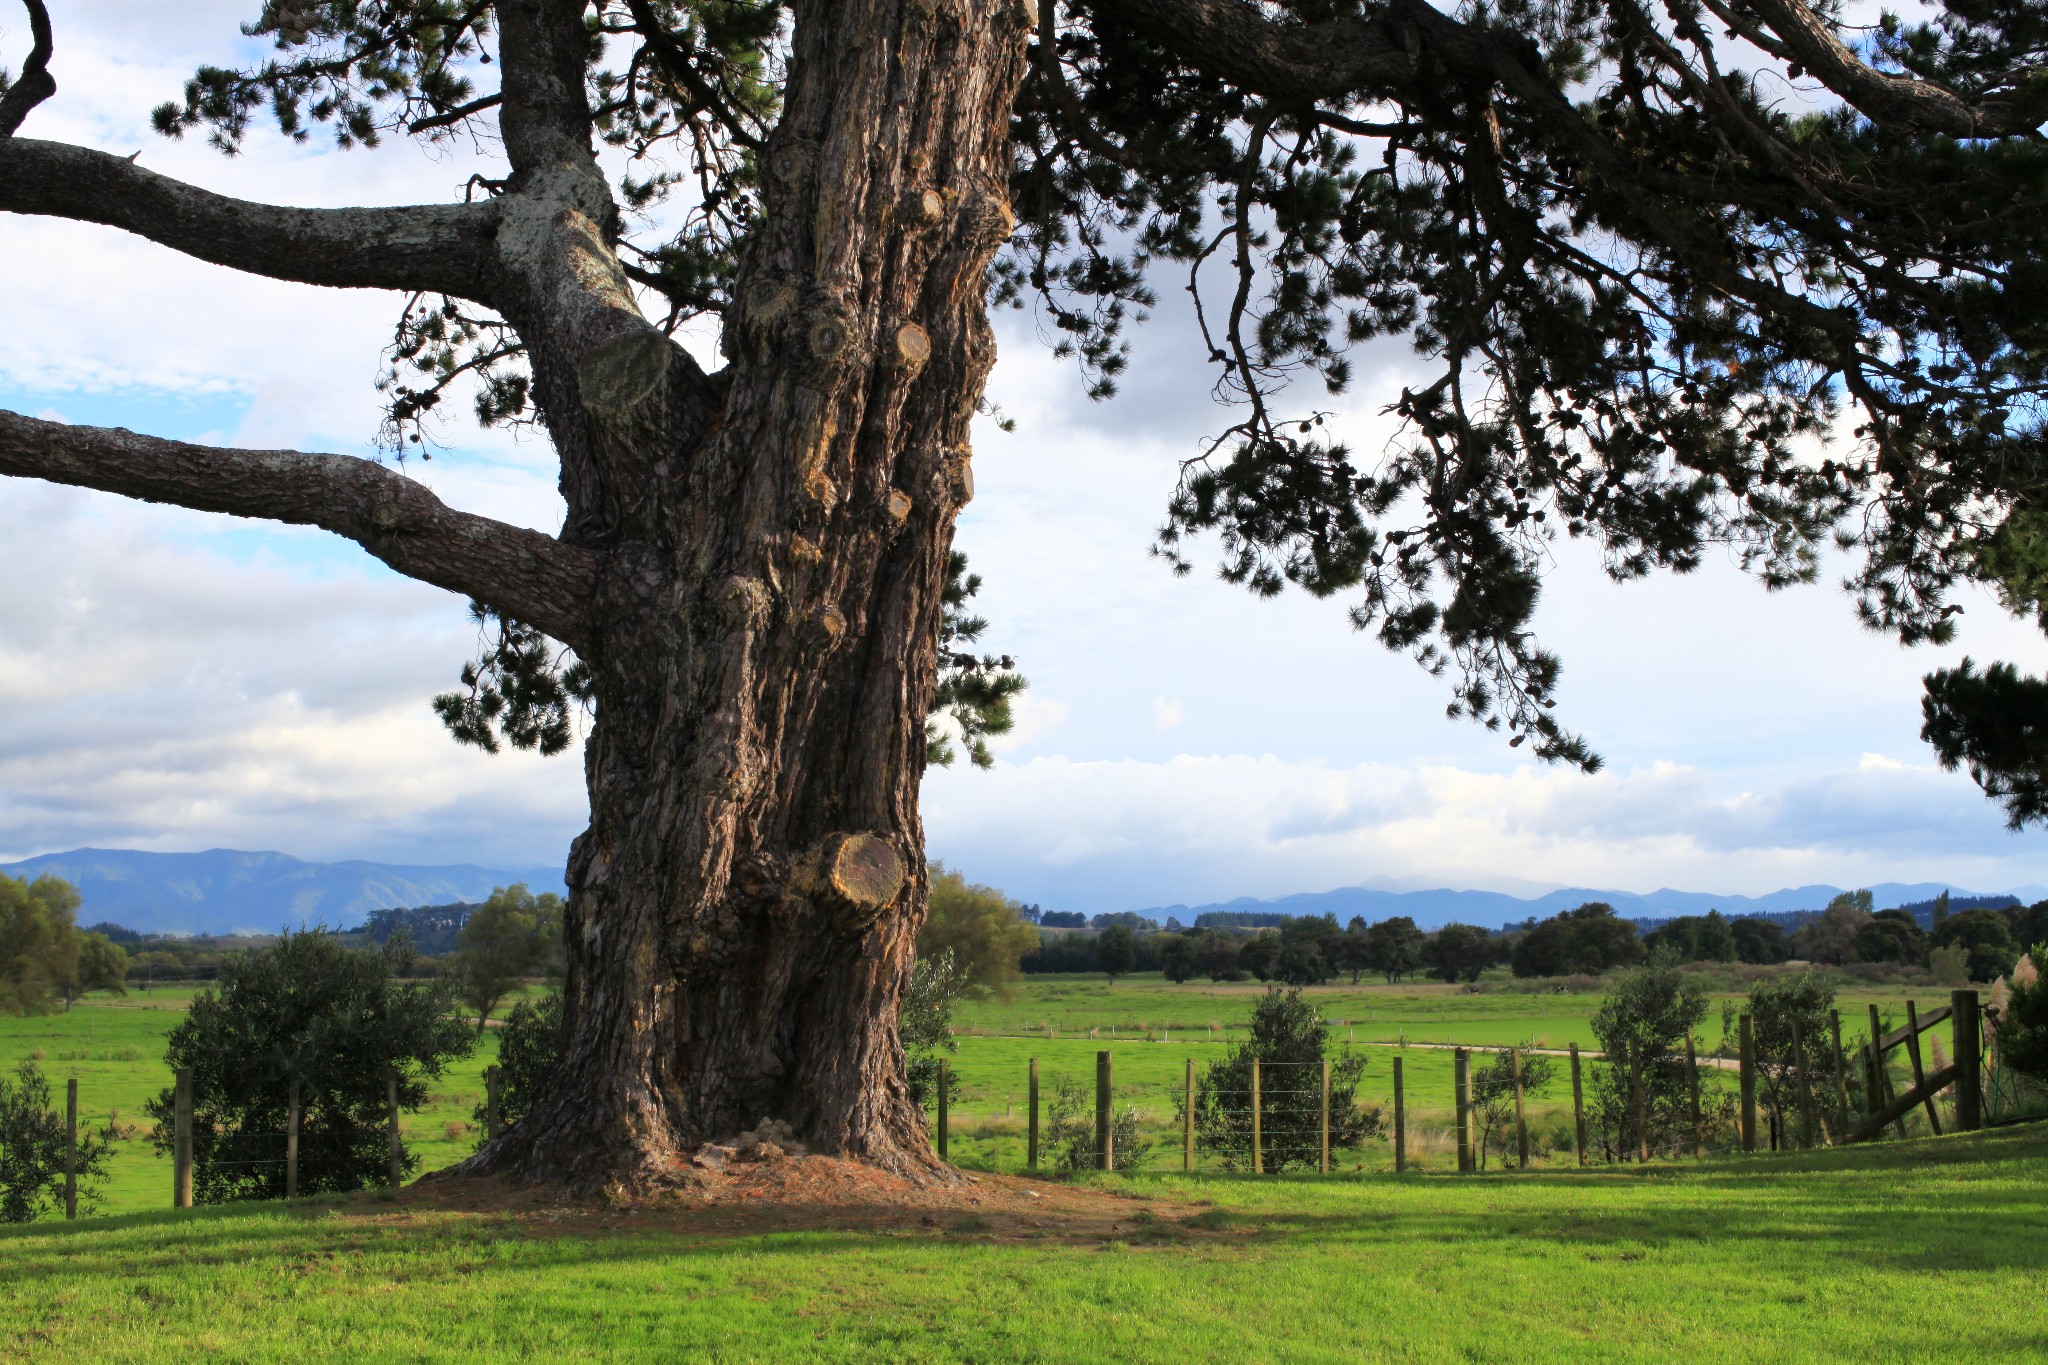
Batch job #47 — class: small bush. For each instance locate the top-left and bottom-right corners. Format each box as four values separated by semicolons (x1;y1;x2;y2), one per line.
0;1061;114;1221
1043;1077;1147;1171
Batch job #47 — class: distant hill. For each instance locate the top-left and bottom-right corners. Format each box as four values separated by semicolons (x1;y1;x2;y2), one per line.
1143;881;2024;932
0;848;565;937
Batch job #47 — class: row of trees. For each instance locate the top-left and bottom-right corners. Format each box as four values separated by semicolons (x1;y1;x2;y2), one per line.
1016;894;2048;987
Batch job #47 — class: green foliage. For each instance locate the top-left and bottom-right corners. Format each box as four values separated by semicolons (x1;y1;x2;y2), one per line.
0;1061;112;1222
1511;903;1645;977
1923;659;2048;828
1192;930;1244;982
1360;917;1425;984
917;866;1039;1001
1424;924;1496;984
1042;1074;1145;1172
1933;908;2018;980
1997;956;2048;1081
1800;898;1874;966
925;553;1027;771
1470;1044;1554;1171
432;601;590;756
0;873;82;1015
1731;917;1793;965
1854;910;1929;967
1589;964;1720;1159
1742;972;1848;1144
1094;925;1137;983
903;950;964;1112
1642;910;1736;965
452;885;563;1032
1235;933;1280;982
144;930;474;1202
473;990;562;1142
1273;915;1341;986
1191;988;1377;1172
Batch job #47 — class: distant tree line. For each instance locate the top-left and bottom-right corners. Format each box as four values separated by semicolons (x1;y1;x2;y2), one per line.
1006;888;2048;987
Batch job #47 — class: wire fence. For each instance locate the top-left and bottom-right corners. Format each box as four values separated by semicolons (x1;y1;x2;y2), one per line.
932;989;2048;1176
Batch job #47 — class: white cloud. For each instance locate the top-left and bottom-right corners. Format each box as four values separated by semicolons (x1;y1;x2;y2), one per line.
923;750;2043;914
1153;697;1184;731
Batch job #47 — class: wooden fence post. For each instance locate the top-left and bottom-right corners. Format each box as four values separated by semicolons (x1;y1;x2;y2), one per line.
1631;1055;1648;1162
173;1066;193;1209
1569;1043;1586;1166
1512;1051;1528;1170
386;1073;402;1189
1738;1013;1756;1153
1790;1015;1817;1148
936;1058;950;1161
1952;989;1982;1132
286;1077;300;1199
64;1077;77;1220
1250;1058;1263;1176
1454;1049;1473;1174
1183;1058;1194;1173
1027;1056;1040;1171
1904;1000;1942;1135
1392;1055;1407;1173
1869;1003;1907;1140
1095;1050;1112;1172
1828;1010;1851;1135
484;1066;500;1142
1319;1058;1331;1175
1685;1038;1703;1157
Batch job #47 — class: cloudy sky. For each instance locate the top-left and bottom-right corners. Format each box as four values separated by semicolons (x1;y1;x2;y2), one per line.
6;2;2048;913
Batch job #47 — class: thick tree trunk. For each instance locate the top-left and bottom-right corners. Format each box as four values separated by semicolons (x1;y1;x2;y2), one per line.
465;0;1031;1188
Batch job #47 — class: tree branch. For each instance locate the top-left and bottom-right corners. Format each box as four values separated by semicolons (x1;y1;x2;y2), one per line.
0;137;504;301
1082;0;1416;104
0;0;54;136
408;91;504;135
0;410;601;651
1739;0;2048;137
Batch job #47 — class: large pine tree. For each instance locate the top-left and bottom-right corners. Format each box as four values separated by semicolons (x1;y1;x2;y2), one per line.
3;0;2044;1186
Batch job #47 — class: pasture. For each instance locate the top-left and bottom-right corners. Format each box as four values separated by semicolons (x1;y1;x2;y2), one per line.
0;971;1971;1211
2;1126;2042;1361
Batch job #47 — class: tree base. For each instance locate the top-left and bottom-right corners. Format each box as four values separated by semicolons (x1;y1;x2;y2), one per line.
416;1154;1161;1240
442;1111;955;1197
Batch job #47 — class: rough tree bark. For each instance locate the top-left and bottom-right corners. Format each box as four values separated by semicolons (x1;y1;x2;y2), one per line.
0;0;1031;1188
469;0;1033;1186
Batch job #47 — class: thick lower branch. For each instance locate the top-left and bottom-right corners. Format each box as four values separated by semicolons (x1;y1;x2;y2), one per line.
0;410;598;648
0;138;503;301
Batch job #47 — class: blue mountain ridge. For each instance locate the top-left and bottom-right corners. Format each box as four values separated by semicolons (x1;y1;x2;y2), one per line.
1136;880;2024;932
0;848;567;937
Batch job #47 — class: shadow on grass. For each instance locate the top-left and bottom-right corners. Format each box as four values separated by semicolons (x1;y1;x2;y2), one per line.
6;1125;2044;1283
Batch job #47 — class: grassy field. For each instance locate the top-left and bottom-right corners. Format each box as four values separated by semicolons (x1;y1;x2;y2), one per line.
2;1126;2043;1362
0;971;1975;1210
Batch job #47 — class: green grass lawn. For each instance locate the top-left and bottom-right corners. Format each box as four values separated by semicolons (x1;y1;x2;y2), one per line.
3;1126;2043;1362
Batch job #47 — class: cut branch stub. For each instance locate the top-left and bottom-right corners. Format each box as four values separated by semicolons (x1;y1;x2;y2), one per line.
885;489;914;524
820;832;905;910
577;330;673;432
893;323;932;372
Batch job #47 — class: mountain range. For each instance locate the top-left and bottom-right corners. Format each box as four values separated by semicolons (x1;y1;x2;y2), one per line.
1139;880;2047;931
0;848;565;937
6;846;2041;937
